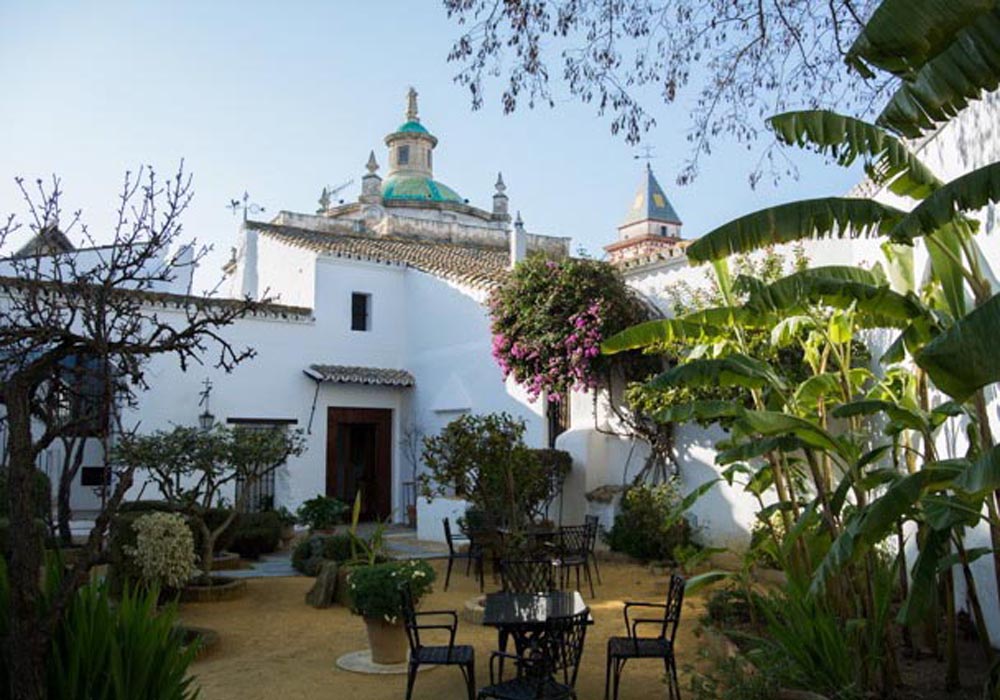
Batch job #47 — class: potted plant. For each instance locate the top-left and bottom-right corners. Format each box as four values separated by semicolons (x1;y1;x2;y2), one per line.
348;559;435;664
296;495;348;533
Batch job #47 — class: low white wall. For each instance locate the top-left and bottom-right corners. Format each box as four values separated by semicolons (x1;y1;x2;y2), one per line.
417;496;469;543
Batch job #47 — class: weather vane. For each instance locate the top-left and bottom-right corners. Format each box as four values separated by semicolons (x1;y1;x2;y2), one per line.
227;191;265;221
633;145;657;167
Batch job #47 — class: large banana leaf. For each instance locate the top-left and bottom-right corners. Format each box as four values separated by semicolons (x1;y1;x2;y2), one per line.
878;9;1000;138
745;266;925;327
847;0;995;78
925;222;970;317
601;318;721;355
832;399;930;434
915;291;1000;400
952;444;1000;494
646;355;788;393
652;400;743;424
740;410;842;453
888;162;1000;242
897;528;951;624
687;198;906;263
768;110;941;198
811;460;967;594
715;435;804;466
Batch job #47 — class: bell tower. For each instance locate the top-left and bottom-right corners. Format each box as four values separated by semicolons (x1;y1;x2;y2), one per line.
604;165;687;266
384;87;438;179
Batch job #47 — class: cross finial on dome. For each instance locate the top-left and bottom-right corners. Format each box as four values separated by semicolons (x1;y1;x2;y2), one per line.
406;87;419;122
366;150;379;174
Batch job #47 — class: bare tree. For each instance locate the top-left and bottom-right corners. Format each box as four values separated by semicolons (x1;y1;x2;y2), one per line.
444;0;893;184
0;165;260;700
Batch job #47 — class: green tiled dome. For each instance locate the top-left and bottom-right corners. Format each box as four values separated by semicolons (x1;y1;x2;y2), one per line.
382;175;463;203
396;120;429;134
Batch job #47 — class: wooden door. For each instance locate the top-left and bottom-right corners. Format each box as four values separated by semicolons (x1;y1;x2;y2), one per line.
325;408;392;521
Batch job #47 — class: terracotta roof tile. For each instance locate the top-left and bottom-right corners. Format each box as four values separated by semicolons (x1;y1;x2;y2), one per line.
305;364;415;387
247;221;508;290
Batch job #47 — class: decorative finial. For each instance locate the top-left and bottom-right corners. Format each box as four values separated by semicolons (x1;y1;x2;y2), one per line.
366;150;379;174
514;211;524;228
318;187;331;212
406;87;419;122
495;172;506;194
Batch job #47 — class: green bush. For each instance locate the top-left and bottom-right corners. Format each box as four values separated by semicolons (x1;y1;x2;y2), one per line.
348;559;435;622
228;511;282;559
0;559;200;700
0;517;48;560
292;533;354;576
606;481;694;563
296;495;348;530
123;512;197;591
0;469;52;521
705;586;756;628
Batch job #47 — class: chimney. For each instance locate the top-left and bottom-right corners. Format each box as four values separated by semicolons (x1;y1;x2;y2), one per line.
510;211;527;268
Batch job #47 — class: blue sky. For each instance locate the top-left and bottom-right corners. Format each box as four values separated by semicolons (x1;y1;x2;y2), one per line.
0;1;861;292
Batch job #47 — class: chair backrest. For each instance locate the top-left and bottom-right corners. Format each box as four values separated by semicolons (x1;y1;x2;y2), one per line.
661;573;686;642
399;584;422;652
519;609;589;689
499;557;561;593
583;515;599;552
557;525;589;557
443;517;462;556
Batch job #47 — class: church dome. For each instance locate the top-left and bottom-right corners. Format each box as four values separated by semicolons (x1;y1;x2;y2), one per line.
381;174;464;203
396;120;430;135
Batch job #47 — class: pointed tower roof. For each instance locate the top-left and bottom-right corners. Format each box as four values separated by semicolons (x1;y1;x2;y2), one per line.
620;165;681;228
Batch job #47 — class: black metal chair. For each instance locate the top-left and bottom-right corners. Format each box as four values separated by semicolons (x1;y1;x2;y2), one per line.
583;515;602;585
604;574;685;700
478;609;590;700
555;525;595;597
499;557;563;594
444;517;484;592
401;584;476;700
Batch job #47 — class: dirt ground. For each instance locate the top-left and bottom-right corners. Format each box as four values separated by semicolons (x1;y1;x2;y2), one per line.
180;558;705;700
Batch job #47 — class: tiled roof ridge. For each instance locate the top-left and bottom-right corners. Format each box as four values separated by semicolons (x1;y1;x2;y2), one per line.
248;220;510;290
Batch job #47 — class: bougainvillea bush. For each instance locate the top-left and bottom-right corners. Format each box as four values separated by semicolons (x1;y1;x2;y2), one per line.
488;256;649;401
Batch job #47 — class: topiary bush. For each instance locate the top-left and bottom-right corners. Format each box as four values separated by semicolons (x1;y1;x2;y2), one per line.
606;481;694;563
228;511;282;559
296;495;348;531
123;512;197;591
292;533;355;576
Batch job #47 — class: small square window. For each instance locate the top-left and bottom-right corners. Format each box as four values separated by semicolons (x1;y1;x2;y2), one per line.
660;225;667;236
351;292;371;331
81;466;110;487
397;145;409;166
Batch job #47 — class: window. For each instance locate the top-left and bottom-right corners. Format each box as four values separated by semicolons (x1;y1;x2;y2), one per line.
81;466;110;488
351;292;371;331
660;225;667;237
55;354;109;437
546;394;570;448
397;145;410;166
229;421;296;512
426;150;432;169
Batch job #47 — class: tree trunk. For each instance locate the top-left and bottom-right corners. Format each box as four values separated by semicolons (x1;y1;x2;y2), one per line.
56;439;85;547
5;385;47;700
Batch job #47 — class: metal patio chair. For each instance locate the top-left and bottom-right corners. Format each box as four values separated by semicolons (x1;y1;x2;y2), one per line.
401;584;476;700
444;517;484;592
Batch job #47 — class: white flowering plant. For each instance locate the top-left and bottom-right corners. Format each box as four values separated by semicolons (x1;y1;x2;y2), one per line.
347;559;436;623
123;511;198;590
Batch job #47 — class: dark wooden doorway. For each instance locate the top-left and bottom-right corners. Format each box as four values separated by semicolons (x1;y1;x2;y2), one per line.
326;408;392;521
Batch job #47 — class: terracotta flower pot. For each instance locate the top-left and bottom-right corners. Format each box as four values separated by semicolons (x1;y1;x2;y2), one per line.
364;616;408;664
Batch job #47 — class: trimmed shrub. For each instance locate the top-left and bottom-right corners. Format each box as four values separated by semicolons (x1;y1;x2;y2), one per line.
606;481;693;563
228;510;282;559
292;533;355;576
0;470;52;521
123;512;197;590
296;495;348;530
348;559;435;622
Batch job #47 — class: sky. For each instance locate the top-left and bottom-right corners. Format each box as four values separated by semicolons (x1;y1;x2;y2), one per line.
0;1;862;293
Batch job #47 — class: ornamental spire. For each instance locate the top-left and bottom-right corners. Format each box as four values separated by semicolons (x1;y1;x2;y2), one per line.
366;150;379;174
406;86;419;122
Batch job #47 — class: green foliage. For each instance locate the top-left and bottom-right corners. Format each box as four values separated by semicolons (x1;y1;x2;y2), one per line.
291;533;356;576
605;481;694;563
687;653;780;700
0;469;52;521
704;587;757;628
295;495;348;530
420;413;569;528
347;560;436;623
0;559;199;700
227;511;282;559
